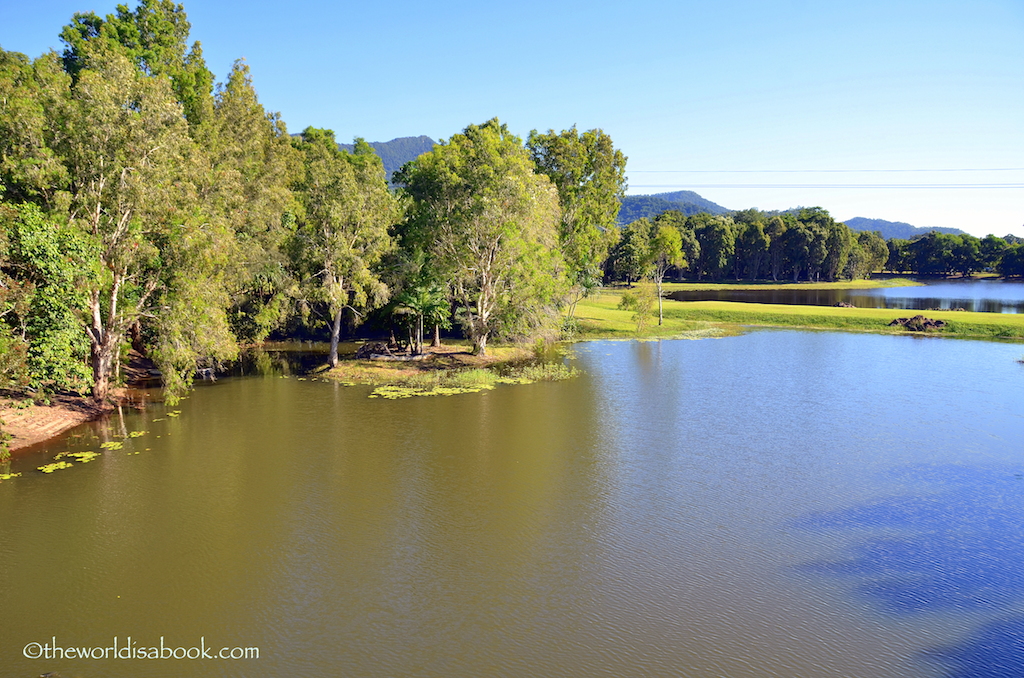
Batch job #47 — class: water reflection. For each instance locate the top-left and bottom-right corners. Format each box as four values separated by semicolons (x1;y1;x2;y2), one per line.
668;279;1024;313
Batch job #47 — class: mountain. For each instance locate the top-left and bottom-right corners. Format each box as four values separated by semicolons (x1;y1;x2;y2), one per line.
844;217;965;240
618;190;729;224
337;135;437;184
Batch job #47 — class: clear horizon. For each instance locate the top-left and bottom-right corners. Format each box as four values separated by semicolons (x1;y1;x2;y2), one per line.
3;0;1022;238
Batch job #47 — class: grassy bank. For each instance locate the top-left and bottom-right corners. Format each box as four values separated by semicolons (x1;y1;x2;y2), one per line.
657;277;924;292
574;290;1024;341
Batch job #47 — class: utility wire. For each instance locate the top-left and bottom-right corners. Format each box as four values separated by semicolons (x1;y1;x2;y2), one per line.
629;183;1024;189
629;168;1024;173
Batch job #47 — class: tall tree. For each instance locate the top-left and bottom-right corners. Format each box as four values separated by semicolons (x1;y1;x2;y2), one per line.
53;48;199;400
60;0;213;128
199;60;301;343
396;119;566;355
292;131;397;366
527;127;626;317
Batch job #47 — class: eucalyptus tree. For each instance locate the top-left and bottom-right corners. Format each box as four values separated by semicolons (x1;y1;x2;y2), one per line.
395;119;566;355
50;47;222;401
292;130;398;366
60;0;214;128
653;210;699;276
649;224;684;325
199;60;301;343
527;126;626;317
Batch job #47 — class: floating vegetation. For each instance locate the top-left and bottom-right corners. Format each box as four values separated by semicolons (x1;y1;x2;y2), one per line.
100;441;124;450
151;417;165;422
370;384;496;399
364;361;578;399
166;412;179;418
56;451;100;463
128;431;146;438
0;472;21;481
38;461;73;473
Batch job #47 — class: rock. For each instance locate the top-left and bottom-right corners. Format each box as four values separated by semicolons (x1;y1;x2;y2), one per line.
888;315;947;331
834;301;856;307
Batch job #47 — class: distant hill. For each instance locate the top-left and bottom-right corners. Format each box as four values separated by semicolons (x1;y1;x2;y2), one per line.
337;135;436;184
844;217;965;240
619;190;729;224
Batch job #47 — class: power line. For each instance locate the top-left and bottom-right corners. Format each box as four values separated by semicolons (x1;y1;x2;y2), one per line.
628;168;1024;173
629;183;1024;189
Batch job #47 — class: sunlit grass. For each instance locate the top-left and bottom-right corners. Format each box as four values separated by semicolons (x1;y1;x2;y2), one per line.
321;344;578;398
575;290;1024;341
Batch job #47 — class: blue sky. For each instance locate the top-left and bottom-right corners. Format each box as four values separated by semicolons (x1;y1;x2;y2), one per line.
3;0;1022;237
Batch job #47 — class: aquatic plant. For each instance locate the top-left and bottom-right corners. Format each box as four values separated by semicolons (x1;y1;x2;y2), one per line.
38;461;73;473
100;441;123;450
63;451;100;463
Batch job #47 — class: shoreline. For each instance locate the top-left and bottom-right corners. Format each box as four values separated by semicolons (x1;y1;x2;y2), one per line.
1;393;114;454
6;278;1023;454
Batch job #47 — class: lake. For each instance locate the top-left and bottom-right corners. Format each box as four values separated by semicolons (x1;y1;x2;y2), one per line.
668;279;1024;313
2;331;1023;677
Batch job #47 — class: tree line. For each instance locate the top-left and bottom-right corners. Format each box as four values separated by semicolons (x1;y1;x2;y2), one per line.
607;208;1024;287
607;207;890;285
0;0;626;404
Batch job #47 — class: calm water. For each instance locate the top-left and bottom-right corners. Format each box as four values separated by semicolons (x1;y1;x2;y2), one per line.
668;279;1024;313
2;332;1024;677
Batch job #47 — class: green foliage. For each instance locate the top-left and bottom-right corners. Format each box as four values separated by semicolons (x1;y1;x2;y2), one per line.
617;283;657;333
291;129;399;364
610;218;654;284
1;202;91;390
0;50;71;206
60;0;214;127
527;126;627;315
396;119;567;355
200;59;301;344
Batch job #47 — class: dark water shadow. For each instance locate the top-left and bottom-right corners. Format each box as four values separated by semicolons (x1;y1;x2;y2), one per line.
924;616;1024;678
791;464;1024;676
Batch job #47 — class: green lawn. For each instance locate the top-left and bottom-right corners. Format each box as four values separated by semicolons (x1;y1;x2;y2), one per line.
574;289;1024;341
